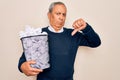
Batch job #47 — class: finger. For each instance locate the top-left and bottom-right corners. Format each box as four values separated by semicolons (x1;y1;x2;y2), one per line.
75;22;81;28
73;21;80;28
28;60;36;65
71;29;78;36
31;68;43;73
73;20;83;29
26;68;43;76
80;19;86;27
32;69;43;75
31;72;39;75
77;20;83;27
27;72;39;76
72;24;76;29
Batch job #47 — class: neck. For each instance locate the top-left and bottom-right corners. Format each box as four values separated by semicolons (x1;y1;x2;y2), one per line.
48;25;64;33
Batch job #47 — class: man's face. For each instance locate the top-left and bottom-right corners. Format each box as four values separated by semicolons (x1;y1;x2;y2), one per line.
48;4;67;32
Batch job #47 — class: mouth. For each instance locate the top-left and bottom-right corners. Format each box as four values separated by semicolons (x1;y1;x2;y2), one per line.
59;22;64;25
56;26;61;29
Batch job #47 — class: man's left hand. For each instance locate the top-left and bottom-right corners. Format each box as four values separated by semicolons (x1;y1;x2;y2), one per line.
71;18;87;36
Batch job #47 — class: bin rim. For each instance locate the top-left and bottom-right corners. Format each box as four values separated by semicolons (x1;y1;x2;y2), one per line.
20;34;48;40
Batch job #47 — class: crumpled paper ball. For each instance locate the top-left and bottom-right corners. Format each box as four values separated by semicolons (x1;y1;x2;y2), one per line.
19;25;47;38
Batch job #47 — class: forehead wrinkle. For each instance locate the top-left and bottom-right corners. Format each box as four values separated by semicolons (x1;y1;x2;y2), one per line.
52;5;67;14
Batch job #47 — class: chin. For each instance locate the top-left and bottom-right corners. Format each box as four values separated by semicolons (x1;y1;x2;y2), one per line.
57;26;62;29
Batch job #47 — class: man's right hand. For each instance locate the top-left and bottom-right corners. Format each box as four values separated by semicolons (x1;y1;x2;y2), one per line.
20;60;43;76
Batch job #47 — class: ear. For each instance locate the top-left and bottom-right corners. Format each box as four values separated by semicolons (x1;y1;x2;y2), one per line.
47;12;51;19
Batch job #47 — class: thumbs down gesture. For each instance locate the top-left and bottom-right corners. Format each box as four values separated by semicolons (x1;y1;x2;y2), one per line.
71;18;87;36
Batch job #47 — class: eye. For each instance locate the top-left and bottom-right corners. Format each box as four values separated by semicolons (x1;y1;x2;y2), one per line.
63;13;66;17
56;12;61;15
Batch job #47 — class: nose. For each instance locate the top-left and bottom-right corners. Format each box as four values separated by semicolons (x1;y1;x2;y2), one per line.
59;14;64;21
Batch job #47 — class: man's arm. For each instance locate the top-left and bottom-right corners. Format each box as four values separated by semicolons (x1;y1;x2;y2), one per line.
18;52;43;76
79;24;101;47
18;52;26;72
72;18;101;47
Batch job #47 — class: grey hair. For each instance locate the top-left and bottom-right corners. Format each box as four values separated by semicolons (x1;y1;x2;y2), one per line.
48;1;66;13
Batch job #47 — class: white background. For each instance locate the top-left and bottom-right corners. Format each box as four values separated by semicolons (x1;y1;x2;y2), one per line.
0;0;120;80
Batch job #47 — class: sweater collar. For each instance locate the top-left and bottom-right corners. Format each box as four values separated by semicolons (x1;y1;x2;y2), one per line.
48;25;64;33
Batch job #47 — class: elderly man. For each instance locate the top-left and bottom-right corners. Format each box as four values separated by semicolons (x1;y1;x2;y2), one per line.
18;1;101;80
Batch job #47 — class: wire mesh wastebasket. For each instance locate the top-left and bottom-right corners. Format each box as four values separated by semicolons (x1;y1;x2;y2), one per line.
21;34;50;69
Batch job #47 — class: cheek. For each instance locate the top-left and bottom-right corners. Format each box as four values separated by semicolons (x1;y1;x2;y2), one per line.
53;17;59;24
54;16;59;21
51;15;57;21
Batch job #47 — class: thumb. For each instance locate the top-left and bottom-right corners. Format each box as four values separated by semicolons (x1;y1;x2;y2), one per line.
71;29;78;36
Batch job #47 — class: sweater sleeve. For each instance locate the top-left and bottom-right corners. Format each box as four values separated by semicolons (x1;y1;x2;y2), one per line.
78;23;101;47
18;52;26;72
